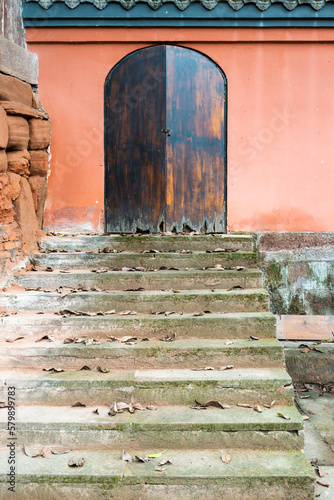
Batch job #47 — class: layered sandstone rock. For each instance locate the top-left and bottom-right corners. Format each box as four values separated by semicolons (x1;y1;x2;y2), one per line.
0;149;7;172
7;150;30;176
7;172;21;201
29;149;48;176
13;176;39;253
29;118;51;150
0;105;8;148
7;115;30;150
0;74;33;106
29;175;47;228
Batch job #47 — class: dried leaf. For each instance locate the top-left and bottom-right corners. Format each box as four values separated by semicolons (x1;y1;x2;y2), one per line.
249;336;259;341
193;312;204;317
135;455;150;463
146;405;157;411
71;402;86;407
59;288;74;298
159;459;173;466
68;458;85;467
164;311;176;316
221;453;231;464
92;408;99;414
43;368;65;373
160;333;176;342
119;336;137;343
5;336;24;343
79;365;91;371
155;467;167;472
316;467;325;478
23;444;44;458
132;402;146;411
254;405;262;413
302;415;310;421
316;480;329;487
122;450;133;462
219;365;234;371
237;404;253;408
97;366;110;373
277;412;291;420
119;310;137;315
51;448;70;455
194;399;230;409
36;335;54;343
192;366;215;371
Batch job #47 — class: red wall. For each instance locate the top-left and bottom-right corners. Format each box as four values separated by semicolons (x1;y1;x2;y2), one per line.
26;28;334;233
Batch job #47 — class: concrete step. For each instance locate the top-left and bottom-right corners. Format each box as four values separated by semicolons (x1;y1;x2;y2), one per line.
0;339;285;370
0;311;276;340
32;250;258;270
0;405;304;450
40;233;255;253
0;449;315;500
0;368;293;406
0;289;270;314
14;268;264;291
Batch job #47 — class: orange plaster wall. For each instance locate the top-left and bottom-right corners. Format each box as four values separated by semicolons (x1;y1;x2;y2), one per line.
27;28;334;233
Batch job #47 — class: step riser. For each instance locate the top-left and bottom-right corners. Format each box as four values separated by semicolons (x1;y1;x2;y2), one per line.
33;252;258;270
0;384;294;406
40;234;255;253
0;478;315;500
0;314;277;339
0;291;269;314
0;428;303;451
14;270;263;291
0;347;284;370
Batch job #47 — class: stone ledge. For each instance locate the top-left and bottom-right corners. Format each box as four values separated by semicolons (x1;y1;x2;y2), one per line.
0;35;38;85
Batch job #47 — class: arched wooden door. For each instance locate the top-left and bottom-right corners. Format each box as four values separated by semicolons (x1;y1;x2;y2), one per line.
105;45;226;233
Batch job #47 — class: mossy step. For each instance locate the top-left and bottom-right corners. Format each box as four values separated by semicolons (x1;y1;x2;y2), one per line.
0;368;293;406
1;339;284;370
40;233;255;253
0;311;276;340
0;449;315;500
14;268;263;291
32;250;258;270
0;405;304;451
0;289;269;314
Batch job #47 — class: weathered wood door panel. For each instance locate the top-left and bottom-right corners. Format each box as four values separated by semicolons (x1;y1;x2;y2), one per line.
105;45;166;233
166;46;226;232
105;45;226;233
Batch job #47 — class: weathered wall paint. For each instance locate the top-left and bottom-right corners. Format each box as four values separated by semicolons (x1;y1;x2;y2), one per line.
26;28;334;233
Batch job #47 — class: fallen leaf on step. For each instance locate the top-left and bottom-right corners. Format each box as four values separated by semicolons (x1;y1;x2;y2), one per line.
192;400;230;410
316;467;325;478
237;404;253;408
5;336;24;343
51;448;71;455
146;405;157;410
59;269;71;273
68;458;85;467
97;366;110;373
71;402;86;407
135;455;151;463
122;450;133;462
299;395;310;399
264;400;276;408
249;336;259;341
220;453;231;464
180;249;192;254
165;311;176;316
277;412;291;420
119;336;137;343
193;312;204;317
192;366;215;371
236;266;245;271
36;335;54;343
159;459;172;466
79;365;91;371
155;467;167;472
23;444;44;458
219;365;234;371
160;333;176;342
45;267;53;272
124;287;145;292
92;408;99;414
119;310;137;315
225;341;234;345
63;338;75;344
254;405;262;413
132;402;146;411
302;416;310;421
316;480;329;487
92;268;108;273
43;368;65;373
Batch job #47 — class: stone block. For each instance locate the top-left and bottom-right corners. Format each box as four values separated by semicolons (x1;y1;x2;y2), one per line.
28;175;47;229
13;176;38;253
0;73;33;106
7;172;21;201
0;173;15;224
0;105;8;148
7;115;29;151
0;149;7;172
0;100;39;119
7;150;30;176
29;150;49;176
28;119;51;150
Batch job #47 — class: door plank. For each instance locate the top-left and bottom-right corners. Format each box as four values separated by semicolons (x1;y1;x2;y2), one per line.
105;46;166;233
166;46;226;232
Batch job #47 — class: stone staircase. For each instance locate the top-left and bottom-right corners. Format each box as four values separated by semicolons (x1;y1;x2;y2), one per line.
0;234;315;499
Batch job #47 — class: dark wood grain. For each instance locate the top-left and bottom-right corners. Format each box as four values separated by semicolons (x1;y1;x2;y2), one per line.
166;46;226;232
105;45;166;233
